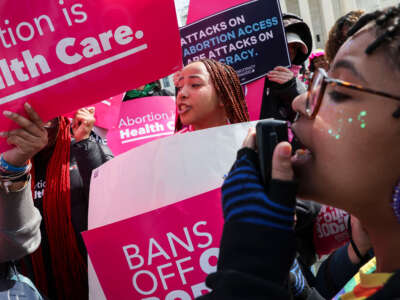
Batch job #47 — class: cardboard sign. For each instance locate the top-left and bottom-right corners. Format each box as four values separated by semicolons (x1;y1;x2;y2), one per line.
87;121;257;300
83;188;223;299
180;0;290;84
0;0;182;134
107;96;176;155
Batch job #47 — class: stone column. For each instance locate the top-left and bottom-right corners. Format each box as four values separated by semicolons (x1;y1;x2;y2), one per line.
280;0;288;13
297;0;315;41
319;0;336;36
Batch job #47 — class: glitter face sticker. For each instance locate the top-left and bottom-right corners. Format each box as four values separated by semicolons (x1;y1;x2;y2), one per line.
322;110;368;141
357;111;367;128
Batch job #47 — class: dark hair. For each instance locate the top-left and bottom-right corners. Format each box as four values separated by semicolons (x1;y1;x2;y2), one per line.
347;5;400;117
175;59;250;132
325;10;365;64
347;5;400;65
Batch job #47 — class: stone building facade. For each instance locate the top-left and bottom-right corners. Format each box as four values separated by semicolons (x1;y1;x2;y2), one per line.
280;0;399;48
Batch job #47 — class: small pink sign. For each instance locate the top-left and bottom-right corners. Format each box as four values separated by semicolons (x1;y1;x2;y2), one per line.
107;96;176;155
187;0;248;23
244;78;265;121
82;188;224;300
0;0;181;133
64;93;124;130
92;94;125;130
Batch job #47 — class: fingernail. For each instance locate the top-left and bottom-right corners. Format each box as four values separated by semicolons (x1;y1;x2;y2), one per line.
279;143;292;158
24;102;31;109
3;110;12;117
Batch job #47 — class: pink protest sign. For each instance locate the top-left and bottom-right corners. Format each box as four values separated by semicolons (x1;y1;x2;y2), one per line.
64;93;124;130
107;96;176;155
83;188;223;300
187;0;248;23
0;0;181;134
92;94;125;130
244;78;264;121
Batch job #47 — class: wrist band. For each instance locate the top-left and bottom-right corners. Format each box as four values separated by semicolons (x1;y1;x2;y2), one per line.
0;153;29;173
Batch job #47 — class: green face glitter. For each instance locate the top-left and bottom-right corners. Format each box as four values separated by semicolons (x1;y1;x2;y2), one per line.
357;111;367;128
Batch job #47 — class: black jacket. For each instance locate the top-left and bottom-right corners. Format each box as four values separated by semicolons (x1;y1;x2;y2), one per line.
24;137;113;299
259;13;311;121
197;221;400;300
259;77;306;121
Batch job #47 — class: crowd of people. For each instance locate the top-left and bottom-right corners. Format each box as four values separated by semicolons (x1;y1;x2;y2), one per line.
0;3;399;300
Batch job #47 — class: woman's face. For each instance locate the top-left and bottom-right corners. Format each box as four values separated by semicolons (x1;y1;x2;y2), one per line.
312;56;329;71
176;62;225;130
291;28;400;213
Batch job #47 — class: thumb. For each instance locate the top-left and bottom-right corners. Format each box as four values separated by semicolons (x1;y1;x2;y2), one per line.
271;142;294;181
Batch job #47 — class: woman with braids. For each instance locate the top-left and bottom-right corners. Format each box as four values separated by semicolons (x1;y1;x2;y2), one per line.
196;4;400;300
13;108;113;300
175;59;249;133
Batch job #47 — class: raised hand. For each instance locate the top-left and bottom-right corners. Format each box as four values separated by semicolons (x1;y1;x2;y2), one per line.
72;107;95;142
0;103;48;167
267;66;295;85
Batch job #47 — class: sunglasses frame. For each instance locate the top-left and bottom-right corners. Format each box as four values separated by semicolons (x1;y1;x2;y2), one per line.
305;68;400;119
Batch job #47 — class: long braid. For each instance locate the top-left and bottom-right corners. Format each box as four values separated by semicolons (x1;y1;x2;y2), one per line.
348;5;400;57
175;59;249;131
348;4;400;118
200;59;249;123
31;117;87;299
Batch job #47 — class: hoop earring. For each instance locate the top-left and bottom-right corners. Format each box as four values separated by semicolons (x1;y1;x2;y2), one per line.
392;181;400;224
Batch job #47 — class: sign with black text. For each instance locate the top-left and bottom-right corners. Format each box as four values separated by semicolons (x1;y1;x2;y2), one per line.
180;0;290;84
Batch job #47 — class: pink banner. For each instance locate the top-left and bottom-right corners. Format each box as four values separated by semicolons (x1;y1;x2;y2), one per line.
0;0;182;135
107;96;176;155
83;188;223;300
64;93;124;130
187;0;248;23
187;0;263;121
244;78;264;121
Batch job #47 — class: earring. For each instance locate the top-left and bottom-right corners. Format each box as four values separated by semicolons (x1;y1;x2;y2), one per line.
392;181;400;224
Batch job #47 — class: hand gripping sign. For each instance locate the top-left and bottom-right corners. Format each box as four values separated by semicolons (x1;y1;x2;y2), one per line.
0;0;182;134
84;121;257;300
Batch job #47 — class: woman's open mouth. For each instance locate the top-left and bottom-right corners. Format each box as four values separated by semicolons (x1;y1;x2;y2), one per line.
178;104;191;115
291;129;313;166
